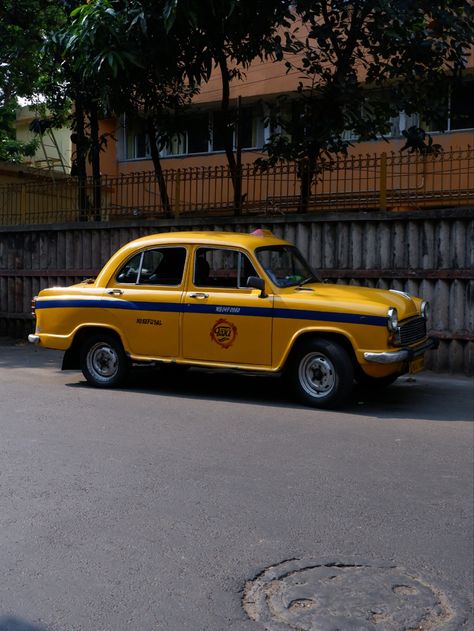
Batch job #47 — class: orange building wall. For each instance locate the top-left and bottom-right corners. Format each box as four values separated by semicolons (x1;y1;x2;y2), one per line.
99;45;474;177
97;118;119;177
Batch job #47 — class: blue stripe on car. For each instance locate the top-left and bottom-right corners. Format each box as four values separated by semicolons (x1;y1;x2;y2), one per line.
35;298;387;327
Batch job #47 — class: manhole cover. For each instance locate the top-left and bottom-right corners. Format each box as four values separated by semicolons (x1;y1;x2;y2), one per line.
242;559;469;631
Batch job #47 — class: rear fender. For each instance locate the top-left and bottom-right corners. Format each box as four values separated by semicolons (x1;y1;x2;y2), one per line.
61;326;126;370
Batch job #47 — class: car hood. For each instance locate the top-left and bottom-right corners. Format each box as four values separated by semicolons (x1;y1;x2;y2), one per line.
281;283;420;320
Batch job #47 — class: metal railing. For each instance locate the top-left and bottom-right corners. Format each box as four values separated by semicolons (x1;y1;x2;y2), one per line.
0;147;473;225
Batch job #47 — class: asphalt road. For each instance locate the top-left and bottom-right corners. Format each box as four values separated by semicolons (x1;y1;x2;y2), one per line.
0;340;472;631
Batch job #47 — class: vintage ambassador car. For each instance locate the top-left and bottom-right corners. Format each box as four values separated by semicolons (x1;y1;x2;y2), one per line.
28;230;435;408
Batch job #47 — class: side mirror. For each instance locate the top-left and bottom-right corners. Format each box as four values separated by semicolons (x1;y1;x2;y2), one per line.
247;276;267;298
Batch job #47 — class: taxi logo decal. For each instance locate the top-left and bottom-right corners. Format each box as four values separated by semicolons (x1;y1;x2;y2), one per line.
210;319;237;349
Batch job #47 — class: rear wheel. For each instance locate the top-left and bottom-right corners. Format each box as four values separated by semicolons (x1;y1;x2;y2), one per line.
80;333;128;388
289;338;354;409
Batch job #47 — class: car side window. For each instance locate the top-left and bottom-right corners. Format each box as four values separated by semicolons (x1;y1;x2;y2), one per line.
116;252;142;284
116;247;187;286
194;248;258;288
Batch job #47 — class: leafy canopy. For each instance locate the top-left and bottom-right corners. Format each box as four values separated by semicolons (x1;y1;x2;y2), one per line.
258;0;474;170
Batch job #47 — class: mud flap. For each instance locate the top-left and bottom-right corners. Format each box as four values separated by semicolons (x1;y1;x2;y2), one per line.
62;346;80;370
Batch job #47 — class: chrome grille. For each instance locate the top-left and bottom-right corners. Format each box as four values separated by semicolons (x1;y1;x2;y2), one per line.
396;316;427;346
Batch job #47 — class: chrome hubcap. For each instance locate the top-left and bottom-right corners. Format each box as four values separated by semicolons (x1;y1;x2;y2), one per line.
299;352;337;398
87;342;118;380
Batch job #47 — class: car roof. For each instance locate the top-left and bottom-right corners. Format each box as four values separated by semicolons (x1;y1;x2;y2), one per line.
126;230;290;250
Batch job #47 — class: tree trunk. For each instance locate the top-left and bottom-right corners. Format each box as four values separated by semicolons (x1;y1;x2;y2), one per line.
217;54;242;215
147;119;172;218
89;100;101;221
298;160;312;213
235;96;243;215
298;148;319;213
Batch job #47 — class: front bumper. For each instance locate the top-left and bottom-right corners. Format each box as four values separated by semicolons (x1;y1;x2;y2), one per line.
364;337;438;364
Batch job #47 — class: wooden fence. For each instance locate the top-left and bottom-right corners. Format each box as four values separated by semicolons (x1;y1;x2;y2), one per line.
0;208;472;374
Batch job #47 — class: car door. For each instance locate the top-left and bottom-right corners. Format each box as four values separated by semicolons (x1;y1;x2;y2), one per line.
182;247;273;366
105;246;187;358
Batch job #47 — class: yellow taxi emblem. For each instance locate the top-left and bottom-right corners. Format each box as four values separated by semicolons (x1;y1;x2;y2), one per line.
210;318;238;349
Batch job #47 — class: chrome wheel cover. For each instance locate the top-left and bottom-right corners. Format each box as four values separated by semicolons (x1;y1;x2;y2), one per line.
87;342;119;382
298;352;337;398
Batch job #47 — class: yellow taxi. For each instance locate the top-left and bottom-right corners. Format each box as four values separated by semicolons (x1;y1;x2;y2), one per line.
28;230;435;408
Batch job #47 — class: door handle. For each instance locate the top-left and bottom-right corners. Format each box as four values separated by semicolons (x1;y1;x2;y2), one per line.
107;289;124;295
189;292;209;299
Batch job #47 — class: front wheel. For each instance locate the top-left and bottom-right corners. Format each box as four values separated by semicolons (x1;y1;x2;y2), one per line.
80;333;128;388
289;338;354;409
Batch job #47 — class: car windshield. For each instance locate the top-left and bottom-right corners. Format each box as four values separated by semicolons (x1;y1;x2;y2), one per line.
255;245;320;288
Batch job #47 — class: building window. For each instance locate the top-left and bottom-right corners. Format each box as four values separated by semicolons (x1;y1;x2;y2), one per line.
124;118;150;160
187;114;210;154
421;81;474;133
390;111;420;137
341;108;421;141
212;106;262;152
211;111;231;152
163;133;187;157
450;81;474;131
161;114;209;156
241;107;264;148
122;106;264;161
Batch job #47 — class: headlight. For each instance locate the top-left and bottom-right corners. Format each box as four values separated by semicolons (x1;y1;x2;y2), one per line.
387;307;399;332
421;301;430;320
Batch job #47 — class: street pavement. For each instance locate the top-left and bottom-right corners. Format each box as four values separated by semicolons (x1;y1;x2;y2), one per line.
0;340;472;631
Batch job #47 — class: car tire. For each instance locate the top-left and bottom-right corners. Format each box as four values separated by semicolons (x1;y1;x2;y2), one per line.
289;338;354;409
80;333;128;388
355;371;400;388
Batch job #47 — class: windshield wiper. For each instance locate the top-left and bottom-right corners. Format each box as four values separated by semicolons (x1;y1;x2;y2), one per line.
298;275;319;286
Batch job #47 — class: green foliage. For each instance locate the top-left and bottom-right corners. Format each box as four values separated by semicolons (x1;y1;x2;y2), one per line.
400;127;443;156
0;100;38;162
258;0;474;178
160;0;293;209
162;0;292;77
3;0;472;207
0;0;65;163
50;1;199;136
0;0;64;105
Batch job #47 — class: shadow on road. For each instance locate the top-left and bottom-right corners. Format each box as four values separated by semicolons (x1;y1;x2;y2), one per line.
2;340;471;423
0;617;52;631
65;364;474;423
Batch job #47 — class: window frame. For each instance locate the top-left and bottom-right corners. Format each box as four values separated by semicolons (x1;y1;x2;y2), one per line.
115;246;188;287
192;247;259;289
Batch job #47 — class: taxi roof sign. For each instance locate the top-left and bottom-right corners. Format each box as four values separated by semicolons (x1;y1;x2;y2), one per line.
251;229;274;237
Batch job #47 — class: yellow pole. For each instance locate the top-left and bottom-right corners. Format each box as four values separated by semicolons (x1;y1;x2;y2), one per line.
379;152;387;211
20;184;27;223
174;171;181;216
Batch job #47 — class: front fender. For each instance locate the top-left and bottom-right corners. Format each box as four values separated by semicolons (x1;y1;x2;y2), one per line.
275;326;358;371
